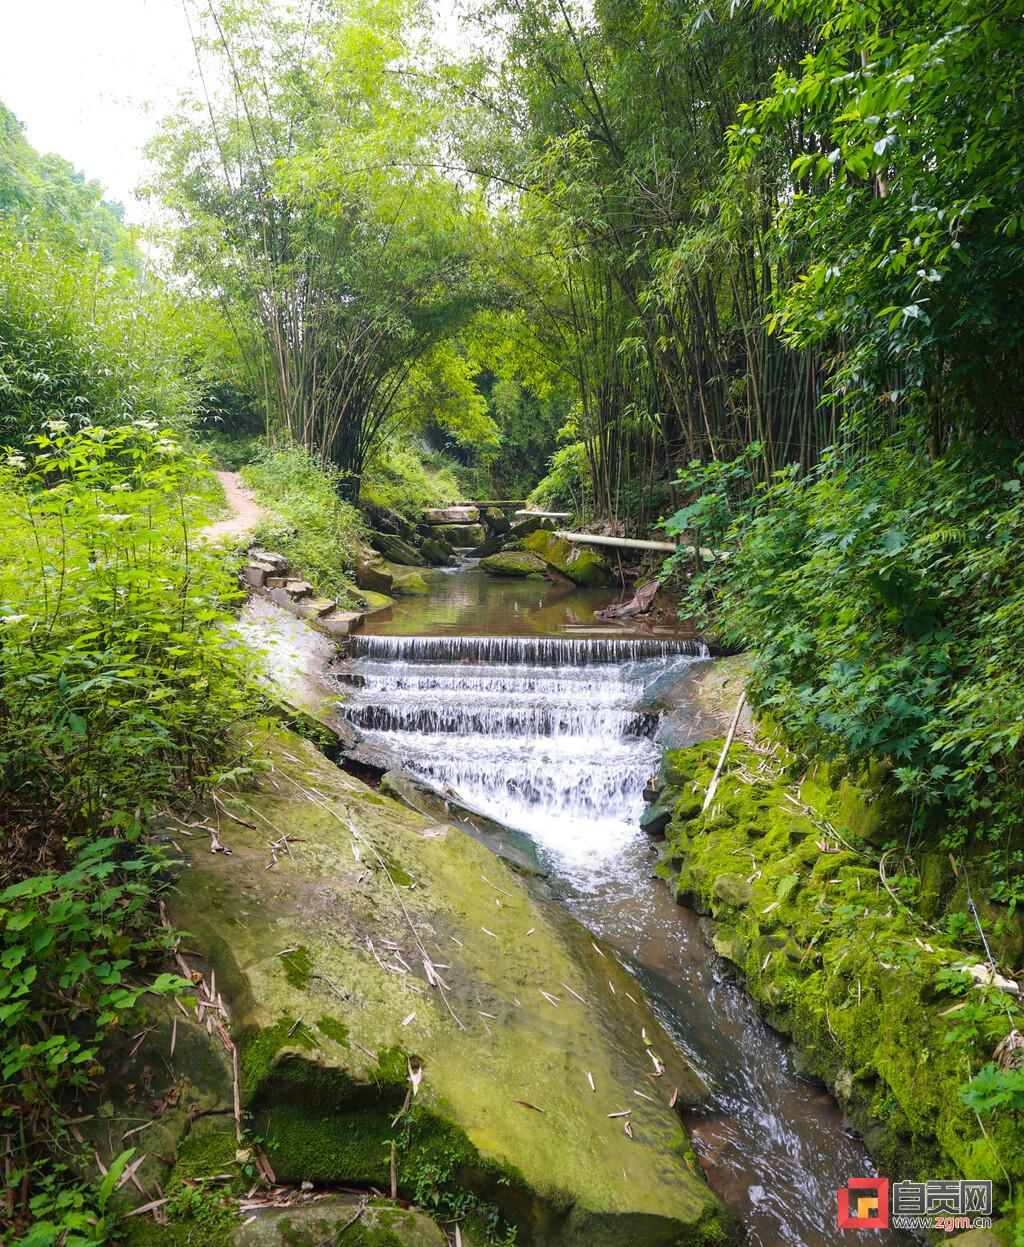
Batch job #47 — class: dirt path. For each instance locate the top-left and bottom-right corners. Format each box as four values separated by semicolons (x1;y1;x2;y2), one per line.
199;470;265;545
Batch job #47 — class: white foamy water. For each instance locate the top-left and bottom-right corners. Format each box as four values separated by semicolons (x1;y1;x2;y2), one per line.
333;634;707;885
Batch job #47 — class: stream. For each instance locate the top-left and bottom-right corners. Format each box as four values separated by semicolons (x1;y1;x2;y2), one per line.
332;566;907;1246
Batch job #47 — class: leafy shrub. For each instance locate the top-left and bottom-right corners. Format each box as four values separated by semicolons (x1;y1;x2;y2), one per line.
359;439;470;521
0;421;251;1239
0;224;199;451
243;441;367;600
528;439;592;516
1;421;250;830
668;442;1024;878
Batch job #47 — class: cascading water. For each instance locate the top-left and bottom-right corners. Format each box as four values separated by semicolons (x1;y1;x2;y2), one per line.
333;586;909;1247
335;634;707;879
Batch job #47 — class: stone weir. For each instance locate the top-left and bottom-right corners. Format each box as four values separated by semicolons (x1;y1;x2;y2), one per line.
168;724;736;1247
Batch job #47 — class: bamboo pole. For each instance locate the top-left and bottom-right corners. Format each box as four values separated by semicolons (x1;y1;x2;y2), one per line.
553;530;726;561
703;693;747;813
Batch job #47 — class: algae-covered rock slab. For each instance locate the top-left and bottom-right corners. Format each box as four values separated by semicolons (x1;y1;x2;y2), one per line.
522;531;611;587
234;1196;448;1246
170;727;730;1247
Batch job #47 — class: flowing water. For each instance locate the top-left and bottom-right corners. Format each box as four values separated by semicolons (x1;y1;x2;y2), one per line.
332;568;908;1246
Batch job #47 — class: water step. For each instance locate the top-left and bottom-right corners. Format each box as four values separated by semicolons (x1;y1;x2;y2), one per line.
343;634;708;665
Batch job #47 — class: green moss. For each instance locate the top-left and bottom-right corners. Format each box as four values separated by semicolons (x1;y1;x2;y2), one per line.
316;1015;350;1047
239;1016;316;1100
660;738;1024;1212
123;1187;238;1247
172;1129;240;1185
521;530;611;586
280;946;312;991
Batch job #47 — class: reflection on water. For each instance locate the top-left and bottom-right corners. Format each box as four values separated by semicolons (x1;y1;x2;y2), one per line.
361;562;696;639
339;571;910;1247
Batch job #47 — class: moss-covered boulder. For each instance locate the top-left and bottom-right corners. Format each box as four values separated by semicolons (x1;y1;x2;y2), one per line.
233;1196;449;1246
388;568;431;596
419;536;455;566
169;726;731;1247
522;531;611;587
658;737;1024;1205
484;506;511;534
479;551;547;578
354;588;396;615
433;522;486;547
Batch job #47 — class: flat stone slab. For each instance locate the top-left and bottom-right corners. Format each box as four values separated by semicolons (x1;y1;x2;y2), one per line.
170;727;730;1247
423;506;479;525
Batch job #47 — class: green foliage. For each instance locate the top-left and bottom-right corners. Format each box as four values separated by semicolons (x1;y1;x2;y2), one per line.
0;422;250;1240
242;442;367;600
962;1065;1024;1117
0;100;132;265
360;439;474;520
677;440;1024;884
528;437;592;516
1;422;251;830
0;224;202;452
732;0;1024;434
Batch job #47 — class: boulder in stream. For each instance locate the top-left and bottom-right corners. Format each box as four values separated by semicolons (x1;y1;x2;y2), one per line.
423;505;480;525
432;522;486;547
523;530;612;587
479;550;548;578
168;726;731;1247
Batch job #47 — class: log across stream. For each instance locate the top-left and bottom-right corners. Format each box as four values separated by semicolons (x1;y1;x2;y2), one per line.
331;565;909;1246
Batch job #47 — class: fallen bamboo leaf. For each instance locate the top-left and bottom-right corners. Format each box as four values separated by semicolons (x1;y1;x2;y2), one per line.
124;1197;170;1218
170;1017;177;1058
481;927;499;939
515;1100;546;1112
608;980;616;994
560;982;587;1004
539;990;561;1008
586;1071;595;1092
607;1111;631;1118
633;1089;656;1102
647;1050;665;1077
408;1057;423;1097
624;1119;634;1138
525;927;535;936
668;1087;679;1109
592;942;606;957
401;1011;417;1027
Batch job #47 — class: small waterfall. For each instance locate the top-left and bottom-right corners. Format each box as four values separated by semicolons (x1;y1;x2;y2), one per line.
333;633;708;882
343;634;709;665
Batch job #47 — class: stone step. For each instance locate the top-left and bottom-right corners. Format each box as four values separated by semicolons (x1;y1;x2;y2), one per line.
312;609;364;638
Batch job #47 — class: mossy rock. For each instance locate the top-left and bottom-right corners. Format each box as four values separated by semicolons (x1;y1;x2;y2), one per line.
479;550;547;578
169;726;730;1247
658;734;1024;1219
433;522;486;547
389;569;430;596
355;588;396;615
232;1196;448;1246
419;537;455;566
75;999;234;1209
522;530;611;587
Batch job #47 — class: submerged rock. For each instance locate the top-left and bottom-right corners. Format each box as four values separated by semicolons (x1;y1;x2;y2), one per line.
380;768;544;875
170;727;730;1247
522;531;611;587
479;550;547;578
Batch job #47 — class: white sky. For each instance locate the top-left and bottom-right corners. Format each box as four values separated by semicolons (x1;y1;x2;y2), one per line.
0;0;199;222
